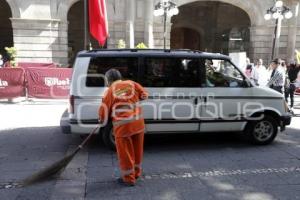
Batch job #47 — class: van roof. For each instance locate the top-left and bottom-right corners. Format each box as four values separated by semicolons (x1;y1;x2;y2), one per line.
77;49;231;60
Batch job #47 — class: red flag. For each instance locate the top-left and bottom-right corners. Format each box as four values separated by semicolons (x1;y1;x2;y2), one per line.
89;0;109;46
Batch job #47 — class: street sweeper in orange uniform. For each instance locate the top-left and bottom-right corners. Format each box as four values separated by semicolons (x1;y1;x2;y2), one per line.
98;69;148;186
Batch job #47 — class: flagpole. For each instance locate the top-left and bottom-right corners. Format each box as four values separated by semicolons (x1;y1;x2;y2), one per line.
84;0;89;50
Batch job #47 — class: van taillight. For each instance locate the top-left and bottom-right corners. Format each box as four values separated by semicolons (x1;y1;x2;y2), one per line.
69;95;74;114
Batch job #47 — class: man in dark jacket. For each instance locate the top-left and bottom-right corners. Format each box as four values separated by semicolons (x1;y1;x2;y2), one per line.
285;62;300;108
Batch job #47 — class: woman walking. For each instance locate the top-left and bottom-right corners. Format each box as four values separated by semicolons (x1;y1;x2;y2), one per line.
285;62;300;109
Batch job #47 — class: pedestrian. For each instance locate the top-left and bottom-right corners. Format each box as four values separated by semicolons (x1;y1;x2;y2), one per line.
0;54;3;68
255;58;269;86
267;58;284;94
279;59;287;72
245;64;258;85
285;62;300;109
98;69;148;187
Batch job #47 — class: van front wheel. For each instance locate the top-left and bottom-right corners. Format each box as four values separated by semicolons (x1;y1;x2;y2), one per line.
245;115;278;145
102;123;116;150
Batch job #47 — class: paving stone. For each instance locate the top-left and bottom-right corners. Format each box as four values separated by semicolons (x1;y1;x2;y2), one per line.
0;188;22;200
50;180;86;200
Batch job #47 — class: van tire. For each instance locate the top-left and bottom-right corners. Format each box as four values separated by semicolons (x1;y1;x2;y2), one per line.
102;122;116;150
245;115;278;145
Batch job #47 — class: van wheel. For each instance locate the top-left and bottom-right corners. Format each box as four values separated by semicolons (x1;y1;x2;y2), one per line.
102;123;116;150
245;115;278;145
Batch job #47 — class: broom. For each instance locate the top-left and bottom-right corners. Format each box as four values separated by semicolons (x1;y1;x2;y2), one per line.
17;126;101;187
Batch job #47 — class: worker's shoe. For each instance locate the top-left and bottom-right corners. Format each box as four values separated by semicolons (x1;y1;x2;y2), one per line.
117;178;135;187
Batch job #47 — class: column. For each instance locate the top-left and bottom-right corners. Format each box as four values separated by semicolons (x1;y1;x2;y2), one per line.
126;0;135;48
274;18;282;59
11;18;68;65
144;0;154;48
287;1;299;62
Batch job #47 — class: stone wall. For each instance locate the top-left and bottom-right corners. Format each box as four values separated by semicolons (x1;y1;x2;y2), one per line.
11;18;68;64
2;0;300;65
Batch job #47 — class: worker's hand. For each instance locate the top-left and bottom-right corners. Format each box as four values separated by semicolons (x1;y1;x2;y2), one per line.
140;92;149;100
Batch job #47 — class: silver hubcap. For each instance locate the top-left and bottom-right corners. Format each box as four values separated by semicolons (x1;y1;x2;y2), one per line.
253;121;274;142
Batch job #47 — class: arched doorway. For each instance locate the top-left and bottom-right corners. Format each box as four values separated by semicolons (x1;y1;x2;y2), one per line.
171;1;251;55
67;0;99;65
0;1;13;61
171;28;201;50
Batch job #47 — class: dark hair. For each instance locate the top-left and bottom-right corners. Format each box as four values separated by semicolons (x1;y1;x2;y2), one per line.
289;63;297;69
105;69;122;86
246;64;253;70
271;58;280;65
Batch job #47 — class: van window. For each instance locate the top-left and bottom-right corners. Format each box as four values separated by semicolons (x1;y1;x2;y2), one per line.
204;59;245;87
86;57;138;87
140;57;201;87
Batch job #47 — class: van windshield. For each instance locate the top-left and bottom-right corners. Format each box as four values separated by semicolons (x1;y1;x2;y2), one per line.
204;59;245;87
86;57;138;87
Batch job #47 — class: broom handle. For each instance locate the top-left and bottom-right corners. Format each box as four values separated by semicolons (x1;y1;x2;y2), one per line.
77;126;100;151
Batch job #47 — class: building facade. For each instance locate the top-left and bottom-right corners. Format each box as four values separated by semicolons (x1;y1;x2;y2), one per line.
0;0;300;65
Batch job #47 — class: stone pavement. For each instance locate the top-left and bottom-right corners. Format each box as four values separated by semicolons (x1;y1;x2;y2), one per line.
0;98;300;200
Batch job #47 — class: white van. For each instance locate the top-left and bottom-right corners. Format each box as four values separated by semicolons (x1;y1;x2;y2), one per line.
61;49;291;148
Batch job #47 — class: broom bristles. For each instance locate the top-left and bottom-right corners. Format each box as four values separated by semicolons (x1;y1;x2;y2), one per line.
20;148;79;186
19;126;100;187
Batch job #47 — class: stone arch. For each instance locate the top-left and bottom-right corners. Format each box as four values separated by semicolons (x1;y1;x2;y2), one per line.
171;1;252;54
57;0;82;22
5;0;20;18
66;0;100;64
0;0;14;59
67;0;85;65
176;0;264;26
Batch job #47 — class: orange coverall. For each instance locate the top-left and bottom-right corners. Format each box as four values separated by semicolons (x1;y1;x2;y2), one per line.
98;80;148;184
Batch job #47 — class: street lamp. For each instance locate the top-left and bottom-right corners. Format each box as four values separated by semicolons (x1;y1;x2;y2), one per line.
264;0;293;59
154;0;179;49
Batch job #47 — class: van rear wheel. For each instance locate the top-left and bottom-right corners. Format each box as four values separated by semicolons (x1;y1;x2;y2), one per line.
102;123;116;150
245;115;278;145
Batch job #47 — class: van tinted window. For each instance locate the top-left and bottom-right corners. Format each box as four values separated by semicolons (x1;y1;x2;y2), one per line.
140;57;201;87
86;57;138;87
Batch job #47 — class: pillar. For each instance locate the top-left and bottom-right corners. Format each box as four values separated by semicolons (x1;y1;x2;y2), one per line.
126;0;135;48
287;1;299;62
144;0;154;48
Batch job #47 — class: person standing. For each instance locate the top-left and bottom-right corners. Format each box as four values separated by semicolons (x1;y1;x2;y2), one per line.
98;69;148;186
245;64;258;85
267;58;284;94
255;58;268;86
285;62;300;109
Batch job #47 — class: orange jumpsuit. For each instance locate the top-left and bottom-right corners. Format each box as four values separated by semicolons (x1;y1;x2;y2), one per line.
98;80;148;184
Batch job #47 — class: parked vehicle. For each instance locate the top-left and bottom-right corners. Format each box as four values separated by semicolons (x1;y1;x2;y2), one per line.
61;49;291;148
